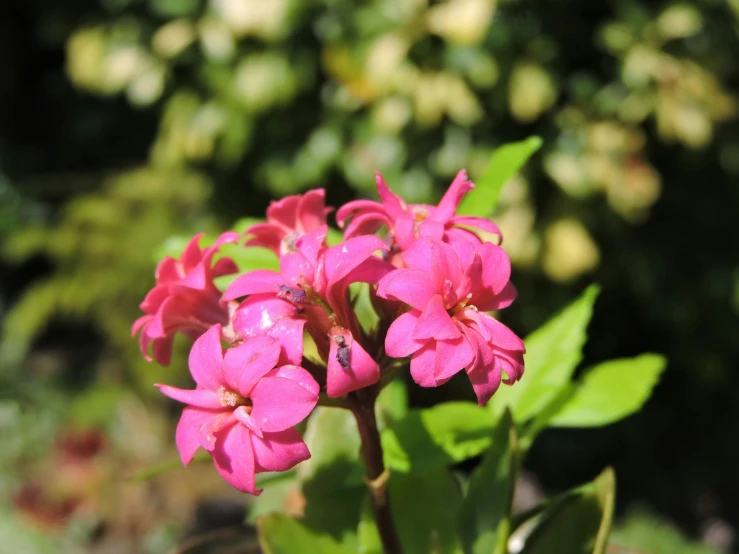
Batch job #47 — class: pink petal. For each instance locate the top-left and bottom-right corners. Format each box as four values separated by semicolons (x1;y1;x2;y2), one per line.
479;315;525;352
280;251;315;288
180;233;205;272
468;358;502;406
294;226;328;266
188;325;225;389
250;365;319;432
417;218;445;241
457;252;483;301
335;200;386;229
402;239;462;291
151;335;175;366
324;235;387;286
245;223;284;253
266;195;301;230
477;242;512;295
178;261;208;290
409;342;439;387
393;215;416;250
222;336;281;397
326;331;380;397
212;423;259;494
343;212;388;239
480;281;517;311
451;215;502;238
155;257;181;284
139;285;170;314
433;335;475;381
433;170;474;222
175;407;221;465
497;348;525;384
222;270;282;300
233;295;297;336
252;428;311;473
385;311;426;358
377;269;437;311
297;189;329;231
339;255;394;286
413;294;461;341
443;227;486;252
376;173;407;219
155;384;223;409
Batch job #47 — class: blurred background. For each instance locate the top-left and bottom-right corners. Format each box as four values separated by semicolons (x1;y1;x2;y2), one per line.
0;0;737;552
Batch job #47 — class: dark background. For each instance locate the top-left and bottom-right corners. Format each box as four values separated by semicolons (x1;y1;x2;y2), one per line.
1;0;737;551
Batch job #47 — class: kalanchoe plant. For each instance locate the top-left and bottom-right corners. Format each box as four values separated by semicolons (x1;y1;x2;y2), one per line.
134;139;666;554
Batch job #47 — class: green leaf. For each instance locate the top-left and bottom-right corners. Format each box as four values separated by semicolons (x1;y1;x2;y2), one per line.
247;471;302;524
381;402;495;473
517;467;616;554
257;514;355;554
610;509;720;554
297;408;366;548
389;468;464;554
490;285;600;423
232;217;264;234
458;411;519;554
375;377;408;431
549;354;666;427
458;136;542;216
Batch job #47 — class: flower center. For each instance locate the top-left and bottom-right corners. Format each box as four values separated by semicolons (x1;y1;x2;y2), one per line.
218;386;251;410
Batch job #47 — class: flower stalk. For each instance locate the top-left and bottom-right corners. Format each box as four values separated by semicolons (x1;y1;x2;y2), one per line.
348;387;403;554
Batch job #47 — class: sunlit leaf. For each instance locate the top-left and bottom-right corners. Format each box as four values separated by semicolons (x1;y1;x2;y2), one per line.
516;467;616;554
390;468;464;554
297;408;365;548
458;136;542;216
257;514;354;554
382;402;495;473
549;354;666;427
490;285;600;422
458;411;519;554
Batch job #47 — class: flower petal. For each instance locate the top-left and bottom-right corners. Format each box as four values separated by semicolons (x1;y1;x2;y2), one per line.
413;294;460;340
222;270;282;301
402;239;462;291
188;324;224;389
326;331;380;397
297;189;329;232
252;428;311;473
324;235;387;286
433;170;474;222
222;336;281;396
409;342;438;387
433;335;475;381
377;269;437;311
385;311;426;358
468;358;502;406
212;423;259;494
175;407;220;465
336;200;386;228
155;384;223;409
376;173;407;219
250;365;319;432
478;315;525;352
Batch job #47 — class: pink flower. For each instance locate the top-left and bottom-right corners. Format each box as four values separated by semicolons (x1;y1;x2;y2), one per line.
156;325;319;495
327;328;380;398
223;226;392;396
245;190;332;255
132;232;239;366
336;170;502;255
377;238;524;405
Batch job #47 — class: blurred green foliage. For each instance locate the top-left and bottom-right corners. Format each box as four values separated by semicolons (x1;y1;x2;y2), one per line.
1;0;738;551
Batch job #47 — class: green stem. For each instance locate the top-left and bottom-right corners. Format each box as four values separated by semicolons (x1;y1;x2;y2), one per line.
347;388;403;554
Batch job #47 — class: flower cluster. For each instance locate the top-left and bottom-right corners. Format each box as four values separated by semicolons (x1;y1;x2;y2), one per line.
134;172;524;493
